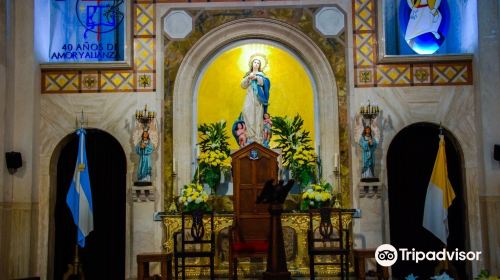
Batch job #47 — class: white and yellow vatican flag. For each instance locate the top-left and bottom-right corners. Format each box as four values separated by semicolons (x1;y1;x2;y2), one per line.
423;134;456;245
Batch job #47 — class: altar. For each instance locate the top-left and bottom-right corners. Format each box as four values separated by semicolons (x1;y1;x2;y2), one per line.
161;210;355;278
0;1;489;279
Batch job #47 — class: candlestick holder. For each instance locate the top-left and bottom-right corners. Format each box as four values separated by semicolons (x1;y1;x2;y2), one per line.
359;100;379;126
135;105;156;130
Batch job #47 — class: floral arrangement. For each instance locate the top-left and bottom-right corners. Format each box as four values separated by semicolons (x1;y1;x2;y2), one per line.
178;183;210;212
199;150;231;169
300;181;333;210
197;121;231;194
272;114;318;188
291;145;317;184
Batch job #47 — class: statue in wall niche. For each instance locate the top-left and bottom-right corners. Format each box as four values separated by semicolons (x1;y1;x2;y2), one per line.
355;112;380;182
136;130;154;182
133;106;158;187
359;126;378;179
232;54;271;147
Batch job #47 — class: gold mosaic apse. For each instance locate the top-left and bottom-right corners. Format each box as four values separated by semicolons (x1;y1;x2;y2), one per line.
197;43;315;150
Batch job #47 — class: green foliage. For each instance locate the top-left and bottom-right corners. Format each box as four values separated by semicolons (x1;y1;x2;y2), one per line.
197;121;231;194
271;114;317;188
202;166;221;194
271;114;312;165
198;121;230;154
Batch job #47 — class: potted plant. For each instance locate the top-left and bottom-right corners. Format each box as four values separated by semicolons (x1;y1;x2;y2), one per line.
197;121;232;194
272;114;318;190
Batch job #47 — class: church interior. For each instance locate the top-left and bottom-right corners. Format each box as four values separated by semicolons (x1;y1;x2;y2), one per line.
0;0;499;279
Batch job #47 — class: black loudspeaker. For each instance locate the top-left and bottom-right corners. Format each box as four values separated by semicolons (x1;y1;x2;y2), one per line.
494;145;500;161
5;151;22;170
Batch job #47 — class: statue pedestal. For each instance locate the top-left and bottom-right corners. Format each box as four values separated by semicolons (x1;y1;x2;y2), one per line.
358;181;382;199
132;184;155;202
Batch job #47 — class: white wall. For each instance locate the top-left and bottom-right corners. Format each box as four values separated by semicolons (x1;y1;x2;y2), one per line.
0;0;8;276
477;0;500;274
477;0;500;196
0;0;39;278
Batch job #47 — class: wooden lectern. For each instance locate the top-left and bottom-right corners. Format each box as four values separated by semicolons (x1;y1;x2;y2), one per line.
257;180;294;280
229;143;279;279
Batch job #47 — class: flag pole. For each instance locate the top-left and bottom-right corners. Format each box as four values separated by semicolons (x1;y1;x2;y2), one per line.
65;110;93;279
63;244;84;280
64;111;87;280
440;124;450;274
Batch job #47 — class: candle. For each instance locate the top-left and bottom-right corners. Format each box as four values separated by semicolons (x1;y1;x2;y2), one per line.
173;157;177;174
334;153;339;170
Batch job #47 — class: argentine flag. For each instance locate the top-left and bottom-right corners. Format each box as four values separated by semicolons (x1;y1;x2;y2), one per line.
423;135;456;245
66;128;94;247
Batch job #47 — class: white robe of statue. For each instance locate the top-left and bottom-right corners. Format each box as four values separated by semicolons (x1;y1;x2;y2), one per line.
405;0;442;45
241;74;264;144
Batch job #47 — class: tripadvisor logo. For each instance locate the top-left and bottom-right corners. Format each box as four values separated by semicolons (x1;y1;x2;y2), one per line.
375;244;482;267
375;244;398;267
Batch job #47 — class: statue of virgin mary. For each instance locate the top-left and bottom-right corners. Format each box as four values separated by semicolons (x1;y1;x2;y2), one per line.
233;55;271;146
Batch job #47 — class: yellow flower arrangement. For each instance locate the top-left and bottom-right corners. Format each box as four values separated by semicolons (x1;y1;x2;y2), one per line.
291;145;317;168
300;181;333;210
199;150;232;169
197;121;231;194
271;115;318;188
179;183;210;212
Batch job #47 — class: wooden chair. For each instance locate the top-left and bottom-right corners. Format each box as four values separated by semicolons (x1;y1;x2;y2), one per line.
307;208;350;280
173;210;215;280
229;143;279;279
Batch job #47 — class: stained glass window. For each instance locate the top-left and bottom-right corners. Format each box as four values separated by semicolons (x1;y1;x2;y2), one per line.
383;0;476;56
37;0;127;63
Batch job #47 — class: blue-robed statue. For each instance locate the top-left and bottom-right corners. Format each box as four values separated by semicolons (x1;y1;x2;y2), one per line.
234;56;271;147
359;126;378;179
135;130;154;182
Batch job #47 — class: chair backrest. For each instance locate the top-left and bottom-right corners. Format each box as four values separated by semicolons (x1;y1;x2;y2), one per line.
231;142;279;242
179;210;215;252
308;208;349;250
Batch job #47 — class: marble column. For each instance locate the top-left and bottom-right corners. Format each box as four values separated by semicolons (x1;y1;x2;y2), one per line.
0;0;39;278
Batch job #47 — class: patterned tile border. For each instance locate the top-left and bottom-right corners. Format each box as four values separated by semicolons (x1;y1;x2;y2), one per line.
41;0;473;91
42;2;156;94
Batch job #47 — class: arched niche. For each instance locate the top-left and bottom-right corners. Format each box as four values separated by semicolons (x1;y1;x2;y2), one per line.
172;18;340;192
46;128;127;279
387;122;468;279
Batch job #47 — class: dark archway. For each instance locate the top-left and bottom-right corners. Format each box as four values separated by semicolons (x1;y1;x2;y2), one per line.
387;123;467;279
53;129;126;280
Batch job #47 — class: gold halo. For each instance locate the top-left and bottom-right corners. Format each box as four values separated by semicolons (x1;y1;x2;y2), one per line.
248;53;268;71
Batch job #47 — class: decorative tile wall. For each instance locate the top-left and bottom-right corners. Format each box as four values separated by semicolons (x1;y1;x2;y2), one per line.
42;2;156;94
